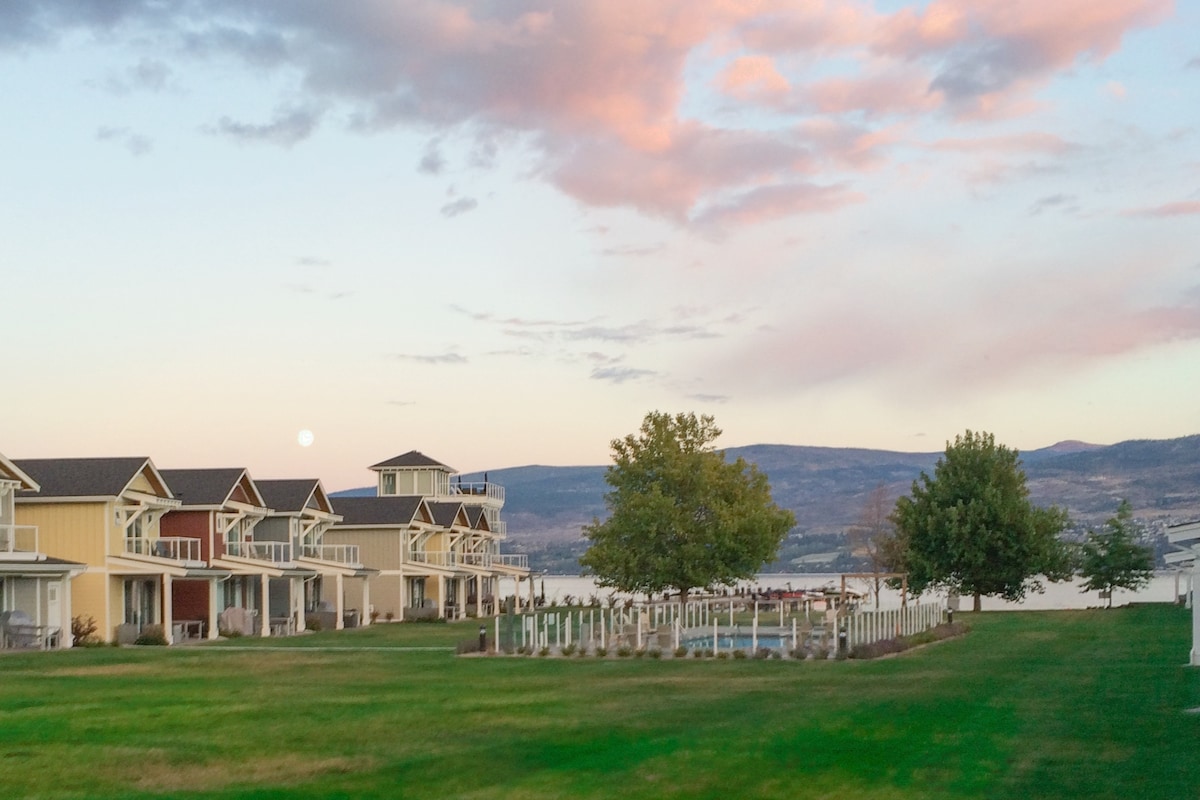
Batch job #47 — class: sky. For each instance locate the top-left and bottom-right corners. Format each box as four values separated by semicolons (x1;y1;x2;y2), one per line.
1;0;1198;491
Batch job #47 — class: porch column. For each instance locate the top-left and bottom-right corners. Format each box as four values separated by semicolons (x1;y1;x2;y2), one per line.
294;577;305;633
335;573;345;630
207;577;220;640
162;573;174;645
259;573;270;637
475;577;482;618
528;575;535;611
1191;559;1199;667
61;577;74;649
437;574;446;619
397;570;405;622
361;577;371;627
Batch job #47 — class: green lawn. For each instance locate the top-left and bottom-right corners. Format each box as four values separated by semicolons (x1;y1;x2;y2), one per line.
1;606;1197;799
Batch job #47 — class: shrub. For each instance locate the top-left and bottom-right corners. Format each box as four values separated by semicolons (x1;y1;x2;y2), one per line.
674;646;688;658
634;648;646;658
753;648;772;660
134;625;168;646
649;648;663;660
692;648;705;659
770;651;782;660
732;649;747;660
716;651;729;660
219;628;243;639
561;642;577;656
71;615;99;647
305;615;322;632
617;645;633;658
538;646;551;657
385;612;395;622
595;646;608;657
576;645;589;657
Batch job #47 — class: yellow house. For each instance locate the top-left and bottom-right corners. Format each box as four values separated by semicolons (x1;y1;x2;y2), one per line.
1;451;85;649
14;457;194;644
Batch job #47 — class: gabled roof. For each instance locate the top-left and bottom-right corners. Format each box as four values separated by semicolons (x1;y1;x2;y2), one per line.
255;479;336;515
465;506;489;530
14;457;171;500
330;496;429;527
160;468;263;508
427;501;470;529
0;451;39;492
369;450;455;472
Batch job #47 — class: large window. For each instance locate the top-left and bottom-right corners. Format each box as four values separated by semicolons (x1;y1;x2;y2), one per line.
381;472;396;495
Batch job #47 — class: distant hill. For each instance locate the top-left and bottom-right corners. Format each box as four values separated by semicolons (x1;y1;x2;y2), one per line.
332;434;1200;572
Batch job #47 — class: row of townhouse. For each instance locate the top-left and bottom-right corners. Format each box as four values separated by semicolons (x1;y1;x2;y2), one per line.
0;447;530;649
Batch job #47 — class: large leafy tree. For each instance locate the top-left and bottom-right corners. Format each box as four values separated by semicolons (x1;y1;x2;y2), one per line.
580;411;795;602
889;430;1071;611
1079;500;1155;608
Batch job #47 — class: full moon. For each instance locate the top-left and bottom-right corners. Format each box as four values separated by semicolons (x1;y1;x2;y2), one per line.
297;429;314;447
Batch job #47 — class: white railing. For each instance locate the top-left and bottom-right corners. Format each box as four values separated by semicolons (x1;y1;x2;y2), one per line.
225;540;292;564
125;536;202;564
494;554;529;570
409;550;457;568
459;552;492;567
844;602;946;650
0;524;38;556
490;520;507;538
449;482;505;503
301;544;362;567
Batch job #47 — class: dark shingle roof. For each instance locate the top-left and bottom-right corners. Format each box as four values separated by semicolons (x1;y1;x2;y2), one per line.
256;479;319;512
330;496;425;527
465;506;488;530
369;450;454;471
427;501;466;528
14;458;154;499
159;469;248;507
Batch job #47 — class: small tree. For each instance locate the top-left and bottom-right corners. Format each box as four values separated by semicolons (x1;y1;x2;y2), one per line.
580;411;795;605
1079;500;1155;608
846;484;895;609
889;430;1072;611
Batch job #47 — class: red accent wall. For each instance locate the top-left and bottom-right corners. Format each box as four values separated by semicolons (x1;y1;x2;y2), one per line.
173;580;209;624
160;510;215;561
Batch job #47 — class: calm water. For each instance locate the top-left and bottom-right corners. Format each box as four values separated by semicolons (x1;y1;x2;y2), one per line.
505;572;1188;611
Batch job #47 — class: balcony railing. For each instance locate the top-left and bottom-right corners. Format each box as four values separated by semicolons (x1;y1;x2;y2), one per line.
494;554;529;570
225;540;292;564
300;544;362;567
448;482;505;503
459;552;492;567
408;550;458;568
125;536;202;564
0;524;38;557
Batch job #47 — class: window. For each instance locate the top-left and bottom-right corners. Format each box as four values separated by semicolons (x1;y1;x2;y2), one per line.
381;472;396;495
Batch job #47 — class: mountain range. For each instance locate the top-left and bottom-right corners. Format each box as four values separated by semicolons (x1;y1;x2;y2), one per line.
335;434;1200;572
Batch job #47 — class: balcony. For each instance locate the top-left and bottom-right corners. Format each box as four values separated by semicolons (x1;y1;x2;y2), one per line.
494;554;529;570
448;481;505;504
0;524;39;561
225;540;292;565
125;536;203;566
300;544;362;568
408;550;458;568
459;552;492;567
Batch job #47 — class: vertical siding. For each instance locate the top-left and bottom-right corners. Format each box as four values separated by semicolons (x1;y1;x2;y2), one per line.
324;528;403;570
15;502;108;565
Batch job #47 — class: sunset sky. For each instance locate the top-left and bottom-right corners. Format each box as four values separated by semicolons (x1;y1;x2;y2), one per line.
2;1;1198;491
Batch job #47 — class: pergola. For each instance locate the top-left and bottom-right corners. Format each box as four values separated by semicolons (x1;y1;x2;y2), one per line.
1166;520;1200;667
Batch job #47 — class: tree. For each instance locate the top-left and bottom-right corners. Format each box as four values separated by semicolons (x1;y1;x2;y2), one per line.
1078;500;1155;608
846;484;896;609
580;411;795;604
888;430;1072;612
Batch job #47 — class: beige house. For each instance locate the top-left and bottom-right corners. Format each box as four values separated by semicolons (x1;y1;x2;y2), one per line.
326;451;531;620
14;457;193;644
0;451;85;649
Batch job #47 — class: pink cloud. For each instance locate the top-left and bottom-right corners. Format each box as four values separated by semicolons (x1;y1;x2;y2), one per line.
929;132;1079;154
36;0;1176;225
693;182;866;228
718;55;791;104
1122;200;1200;218
874;0;1172;117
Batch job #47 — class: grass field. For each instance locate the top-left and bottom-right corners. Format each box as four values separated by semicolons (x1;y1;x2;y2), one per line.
1;605;1197;799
